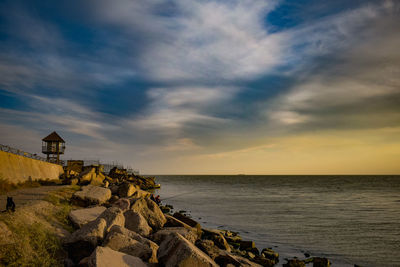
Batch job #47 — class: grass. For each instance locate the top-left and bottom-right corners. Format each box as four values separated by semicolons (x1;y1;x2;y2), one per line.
0;176;62;195
0;185;80;266
0;177;41;195
44;185;80;233
0;221;62;267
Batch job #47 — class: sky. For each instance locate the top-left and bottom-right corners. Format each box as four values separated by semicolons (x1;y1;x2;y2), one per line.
0;0;399;174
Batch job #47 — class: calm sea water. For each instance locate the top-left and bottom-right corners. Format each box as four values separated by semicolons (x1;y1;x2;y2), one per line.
153;175;400;267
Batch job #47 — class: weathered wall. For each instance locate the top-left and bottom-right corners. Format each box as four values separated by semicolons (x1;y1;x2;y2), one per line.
0;151;63;183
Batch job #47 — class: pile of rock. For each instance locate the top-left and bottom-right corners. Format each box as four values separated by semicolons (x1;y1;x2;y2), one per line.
66;185;274;266
62;165;159;191
66;184;331;267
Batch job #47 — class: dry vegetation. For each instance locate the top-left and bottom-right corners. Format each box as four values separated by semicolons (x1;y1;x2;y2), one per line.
0;185;80;267
0;174;63;195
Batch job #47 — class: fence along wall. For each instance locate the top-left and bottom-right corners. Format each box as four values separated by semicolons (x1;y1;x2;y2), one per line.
0;150;63;183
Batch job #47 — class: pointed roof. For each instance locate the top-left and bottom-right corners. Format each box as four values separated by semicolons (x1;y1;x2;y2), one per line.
42;131;65;142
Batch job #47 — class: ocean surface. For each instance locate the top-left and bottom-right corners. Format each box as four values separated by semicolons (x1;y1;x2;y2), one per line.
153;175;400;267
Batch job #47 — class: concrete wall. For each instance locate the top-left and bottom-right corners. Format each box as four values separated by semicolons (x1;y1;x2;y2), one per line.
0;151;63;183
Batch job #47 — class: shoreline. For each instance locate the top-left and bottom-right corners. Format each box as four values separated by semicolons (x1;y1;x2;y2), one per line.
1;167;366;266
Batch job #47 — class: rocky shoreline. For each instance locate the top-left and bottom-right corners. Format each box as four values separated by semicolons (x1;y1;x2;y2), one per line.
62;169;332;267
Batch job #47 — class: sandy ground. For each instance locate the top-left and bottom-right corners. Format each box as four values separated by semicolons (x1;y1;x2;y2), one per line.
0;185;69;211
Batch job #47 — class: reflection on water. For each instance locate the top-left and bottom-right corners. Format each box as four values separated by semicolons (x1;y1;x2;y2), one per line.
155;175;400;267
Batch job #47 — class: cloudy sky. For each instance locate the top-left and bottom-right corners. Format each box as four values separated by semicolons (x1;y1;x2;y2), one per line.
0;0;399;174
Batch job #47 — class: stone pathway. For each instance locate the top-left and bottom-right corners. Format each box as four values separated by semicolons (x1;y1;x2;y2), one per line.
0;185;69;211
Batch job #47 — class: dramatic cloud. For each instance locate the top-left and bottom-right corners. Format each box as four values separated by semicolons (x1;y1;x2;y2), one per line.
0;0;399;173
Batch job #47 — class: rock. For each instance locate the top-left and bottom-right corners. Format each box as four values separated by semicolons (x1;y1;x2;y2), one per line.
73;185;112;206
64;218;107;263
103;231;157;263
109;195;119;203
202;228;231;252
79;167;96;185
152;227;198;244
165;214;193;229
173;212;201;233
261;248;279;263
131;197;166;230
239;240;256;251
108;225;159;263
118;182;137;198
225;235;242;244
90;172;105;186
160;205;171;213
97;207;125;233
124;210;152;237
214;252;262;267
158;232;218;267
195;239;221;260
112;198;130;212
87;246;147;267
253;255;275;267
110;184;119;195
313;257;331;267
69;206;107;228
283;259;306;267
131;188;150;198
78;256;90;266
247;251;256;259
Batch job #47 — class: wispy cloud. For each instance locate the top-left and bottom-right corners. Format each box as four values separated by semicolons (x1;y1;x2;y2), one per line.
89;0;286;81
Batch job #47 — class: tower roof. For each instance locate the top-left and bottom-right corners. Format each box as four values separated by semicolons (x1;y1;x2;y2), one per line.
42;131;65;142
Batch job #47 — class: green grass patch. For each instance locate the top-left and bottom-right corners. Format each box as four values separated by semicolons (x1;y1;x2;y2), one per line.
44;185;80;232
0;185;81;266
0;220;63;267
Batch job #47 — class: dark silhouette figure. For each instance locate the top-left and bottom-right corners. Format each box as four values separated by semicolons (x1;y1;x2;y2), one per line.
6;196;15;212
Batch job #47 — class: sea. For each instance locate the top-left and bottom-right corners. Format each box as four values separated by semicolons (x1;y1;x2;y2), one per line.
153;175;400;267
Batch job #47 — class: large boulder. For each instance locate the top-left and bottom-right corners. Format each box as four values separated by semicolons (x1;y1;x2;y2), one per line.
165;214;194;230
124;210;152;237
97;207;125;233
131;188;151;198
158;232;218;267
90;172;106;186
103;231;157;263
108;225;159;263
215;252;263;267
118;182;137;198
112;198;130;212
202;229;231;252
195;240;221;260
69;206;107;228
152;227;198;244
64;218;107;263
73;185;111;206
87;246;147;267
173;212;201;235
79;167;97;185
131;198;166;230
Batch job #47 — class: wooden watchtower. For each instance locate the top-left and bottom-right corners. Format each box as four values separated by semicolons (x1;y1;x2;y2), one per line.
42;131;65;164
